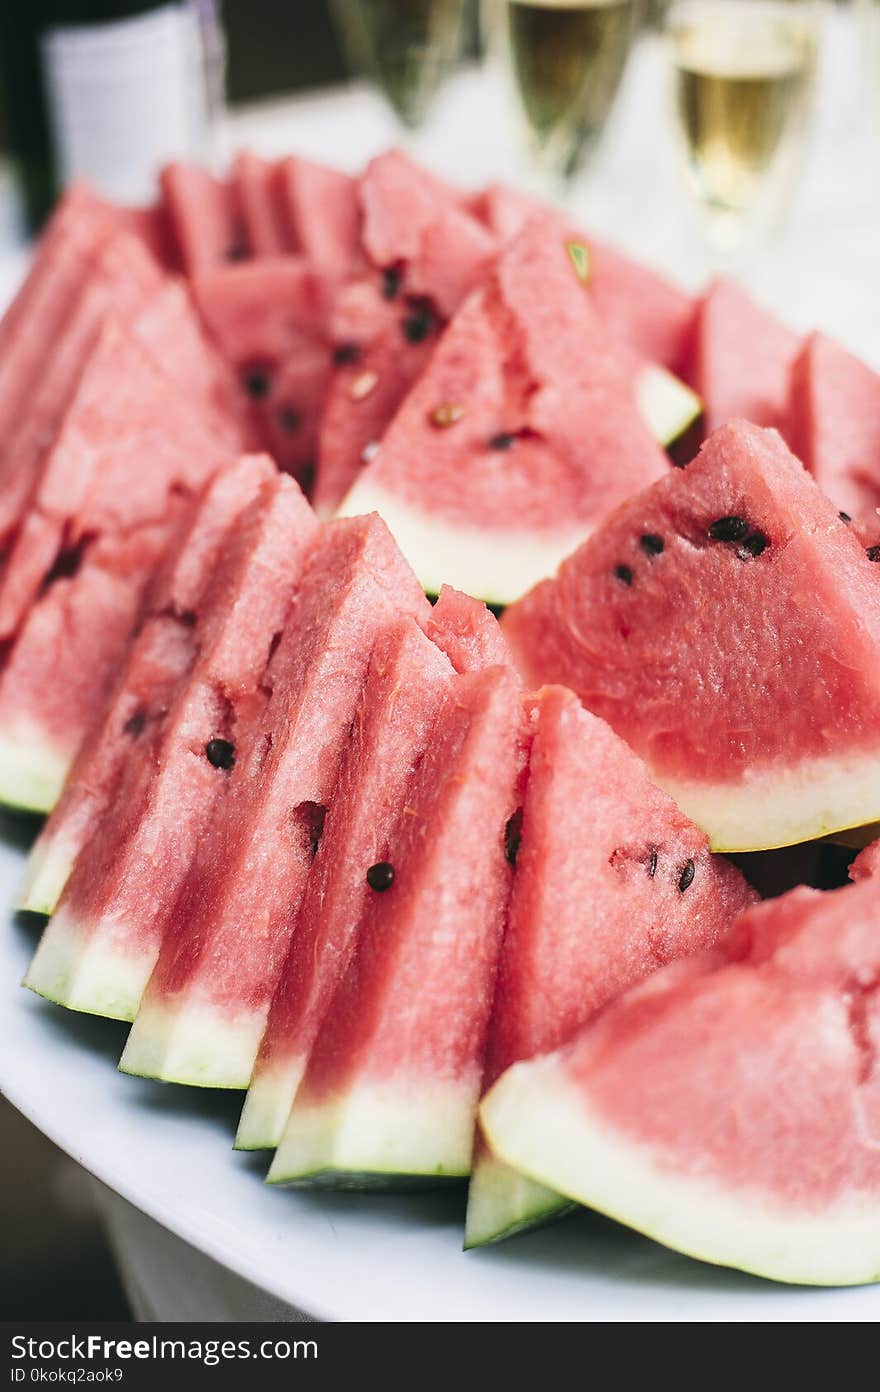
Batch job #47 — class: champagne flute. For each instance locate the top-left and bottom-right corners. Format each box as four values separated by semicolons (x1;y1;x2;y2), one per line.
331;0;469;128
666;0;820;256
489;0;638;187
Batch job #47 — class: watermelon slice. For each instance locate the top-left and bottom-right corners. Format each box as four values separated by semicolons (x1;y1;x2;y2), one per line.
787;332;880;520
421;584;512;673
17;454;279;918
236;617;456;1150
502;419;880;852
159;162;246;273
0;321;234;811
686;277;800;434
471;182;696;373
851;838;880;882
232;152;290;258
465;686;756;1247
267;663;525;1187
311;155;497;517
190;257;332;482
337;217;668;604
482;880;880;1286
24;468;316;1020
118;515;429;1085
275;155;361;281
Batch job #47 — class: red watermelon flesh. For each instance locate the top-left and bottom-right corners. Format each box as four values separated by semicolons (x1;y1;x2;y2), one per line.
190;257;332;481
502;419;880;852
268;663;525;1186
338;216;668;603
17;454;279;919
786;332;880;520
471;182;695;372
0;230;166;554
232;152;290;258
119;515;430;1085
275;155;361;282
465;685;756;1247
850;839;880;882
482;880;880;1285
0;322;234;812
0;320;232;646
686;277;800;433
159;162;246;273
421;584;512;673
24;468;316;1021
236;617;456;1150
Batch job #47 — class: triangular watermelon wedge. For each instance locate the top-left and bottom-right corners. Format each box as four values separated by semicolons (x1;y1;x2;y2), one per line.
685;277;800;433
465;686;756;1248
267;662;525;1187
503;419;880;852
119;516;429;1085
159;162;246;273
787;332;880;520
0;321;234;812
17;454;279;918
338;216;668;604
24;466;316;1020
482;879;880;1286
231;152;290;258
275;154;361;281
236;617;456;1150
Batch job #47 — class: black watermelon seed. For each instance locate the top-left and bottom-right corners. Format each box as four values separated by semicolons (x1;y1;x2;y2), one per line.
205;738;236;771
708;515;750;542
648;847;658;878
489;432;516;451
737;530;769;560
505;809;524;866
382;265;402;300
277;405;301;433
402;303;435;344
839;511;852;523
333;343;361;366
124;710;146;738
678;859;695;892
868;546;880;562
614;564;634;587
640;533;664;557
366;860;395;892
242;368;271;399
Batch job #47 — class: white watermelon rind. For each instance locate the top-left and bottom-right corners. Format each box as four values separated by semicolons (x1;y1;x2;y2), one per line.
482;1055;880;1286
635;364;703;447
0;729;69;816
15;834;78;917
338;481;589;606
464;1147;575;1249
24;917;150;1022
268;1081;477;1188
235;1055;308;1151
660;747;880;853
119;997;266;1090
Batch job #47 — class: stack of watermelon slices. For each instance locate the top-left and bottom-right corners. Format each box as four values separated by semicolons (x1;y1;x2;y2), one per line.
7;146;880;1290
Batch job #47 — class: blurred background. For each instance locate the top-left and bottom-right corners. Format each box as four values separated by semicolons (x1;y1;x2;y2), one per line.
0;0;878;1320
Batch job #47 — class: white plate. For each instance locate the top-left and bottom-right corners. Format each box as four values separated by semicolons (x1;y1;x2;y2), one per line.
1;814;879;1323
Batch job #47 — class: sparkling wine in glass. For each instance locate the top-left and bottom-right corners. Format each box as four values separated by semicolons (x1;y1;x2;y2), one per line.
497;0;638;184
668;0;820;253
332;0;469;128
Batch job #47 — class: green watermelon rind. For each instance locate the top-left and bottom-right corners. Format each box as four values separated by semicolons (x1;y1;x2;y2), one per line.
0;729;69;816
464;1148;575;1249
24;920;149;1022
235;1056;307;1151
337;481;589;606
660;749;880;854
267;1084;476;1188
119;998;265;1090
482;1056;880;1286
